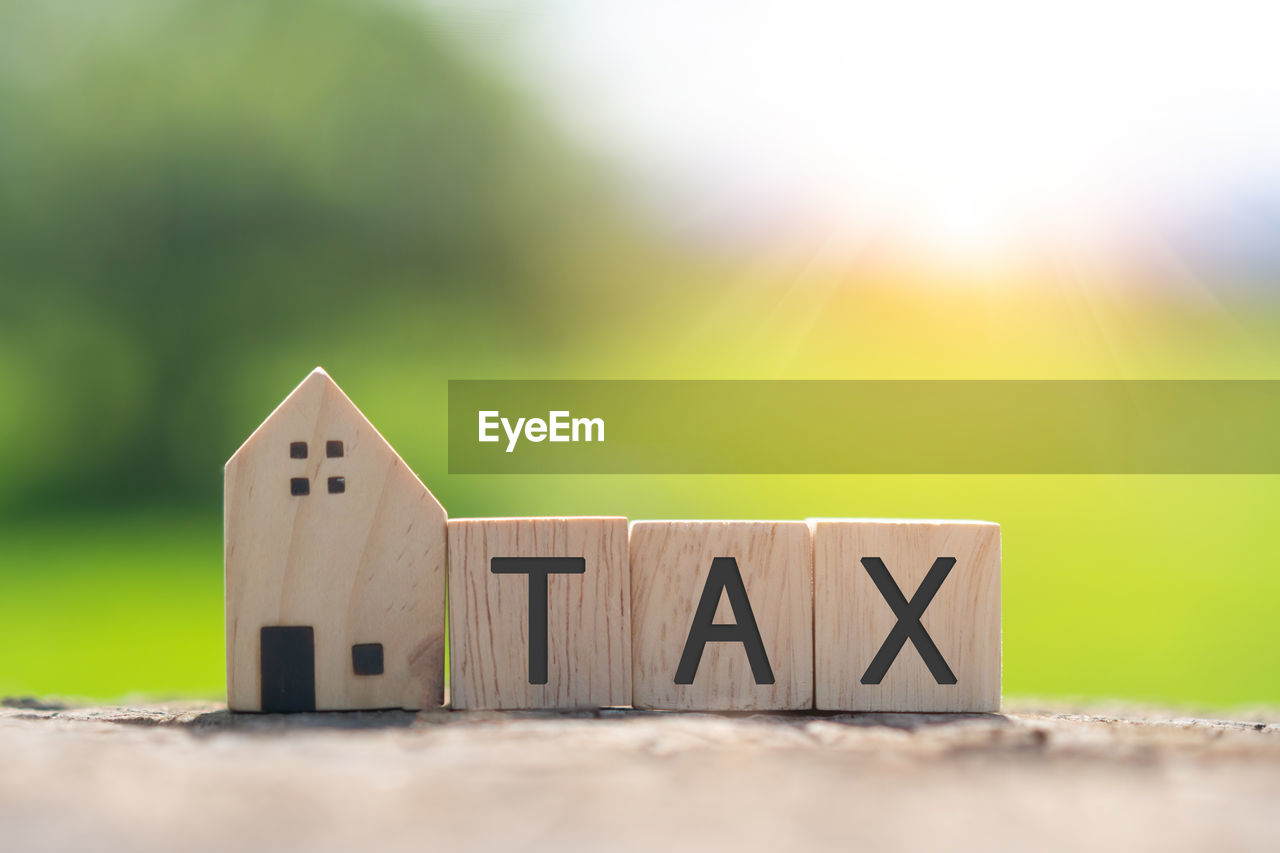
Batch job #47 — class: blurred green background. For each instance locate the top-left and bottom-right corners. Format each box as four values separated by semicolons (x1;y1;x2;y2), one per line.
2;0;1278;708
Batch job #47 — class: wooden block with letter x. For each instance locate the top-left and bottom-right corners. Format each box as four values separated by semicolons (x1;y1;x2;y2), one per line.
809;519;1000;712
448;517;631;710
630;521;813;710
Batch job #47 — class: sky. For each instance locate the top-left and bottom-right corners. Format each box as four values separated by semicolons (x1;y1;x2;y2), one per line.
430;0;1280;282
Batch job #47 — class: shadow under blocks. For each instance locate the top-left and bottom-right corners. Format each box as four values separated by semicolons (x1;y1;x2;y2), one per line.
225;369;1001;713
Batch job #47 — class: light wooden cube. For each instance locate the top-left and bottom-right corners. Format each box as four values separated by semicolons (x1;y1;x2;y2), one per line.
630;521;813;710
448;517;631;709
809;519;1000;712
225;368;447;712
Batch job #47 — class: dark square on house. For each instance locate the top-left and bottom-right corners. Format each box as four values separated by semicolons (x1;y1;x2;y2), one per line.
352;643;384;676
289;441;307;459
326;440;344;458
290;477;310;496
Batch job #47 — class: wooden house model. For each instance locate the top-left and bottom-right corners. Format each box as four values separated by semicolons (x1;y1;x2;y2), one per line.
224;368;447;711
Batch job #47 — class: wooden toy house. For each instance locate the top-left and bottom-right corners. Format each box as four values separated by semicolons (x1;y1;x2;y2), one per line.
224;368;447;711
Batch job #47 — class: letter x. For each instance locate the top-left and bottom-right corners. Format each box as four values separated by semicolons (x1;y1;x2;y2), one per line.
860;557;957;685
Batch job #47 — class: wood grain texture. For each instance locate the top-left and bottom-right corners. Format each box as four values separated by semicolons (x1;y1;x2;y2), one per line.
630;521;813;710
224;368;446;711
810;519;1000;712
448;517;631;710
10;703;1280;853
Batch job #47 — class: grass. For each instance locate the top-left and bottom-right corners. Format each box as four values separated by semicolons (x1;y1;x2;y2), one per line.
0;512;223;700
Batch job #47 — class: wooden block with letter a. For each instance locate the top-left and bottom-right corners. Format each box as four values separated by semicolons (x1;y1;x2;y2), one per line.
809;519;1000;712
448;517;631;710
630;521;813;711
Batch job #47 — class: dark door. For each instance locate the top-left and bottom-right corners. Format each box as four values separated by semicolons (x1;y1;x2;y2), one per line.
260;626;316;712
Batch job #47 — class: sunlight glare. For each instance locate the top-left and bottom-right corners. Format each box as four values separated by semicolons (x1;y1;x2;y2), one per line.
478;0;1280;268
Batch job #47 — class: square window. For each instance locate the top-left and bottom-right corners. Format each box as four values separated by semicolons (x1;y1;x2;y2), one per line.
326;440;344;458
327;476;345;494
289;442;308;459
352;643;384;676
290;477;310;496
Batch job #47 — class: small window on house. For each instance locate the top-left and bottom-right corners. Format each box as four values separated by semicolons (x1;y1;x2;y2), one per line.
326;440;344;458
290;442;308;459
290;477;310;496
327;476;345;494
351;643;384;676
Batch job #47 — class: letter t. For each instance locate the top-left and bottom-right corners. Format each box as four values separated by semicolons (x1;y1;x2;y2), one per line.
490;557;587;684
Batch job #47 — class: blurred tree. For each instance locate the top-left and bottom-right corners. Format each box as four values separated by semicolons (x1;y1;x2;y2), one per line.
0;0;624;512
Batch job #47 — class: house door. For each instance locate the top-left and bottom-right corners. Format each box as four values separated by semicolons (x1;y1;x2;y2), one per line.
260;626;316;712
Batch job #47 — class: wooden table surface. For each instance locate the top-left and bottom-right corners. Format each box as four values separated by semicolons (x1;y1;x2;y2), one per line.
3;699;1278;851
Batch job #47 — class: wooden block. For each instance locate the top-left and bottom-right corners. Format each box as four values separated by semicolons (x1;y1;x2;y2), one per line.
448;517;631;709
809;519;1000;712
225;368;447;712
630;521;813;710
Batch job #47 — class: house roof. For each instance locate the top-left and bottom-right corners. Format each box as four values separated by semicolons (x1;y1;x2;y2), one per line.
224;367;440;512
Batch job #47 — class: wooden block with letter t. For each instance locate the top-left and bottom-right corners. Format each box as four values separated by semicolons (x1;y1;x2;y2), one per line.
630;521;813;710
448;517;631;710
809;519;1000;712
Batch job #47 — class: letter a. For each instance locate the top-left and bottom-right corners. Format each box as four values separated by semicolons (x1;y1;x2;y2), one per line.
675;557;774;685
